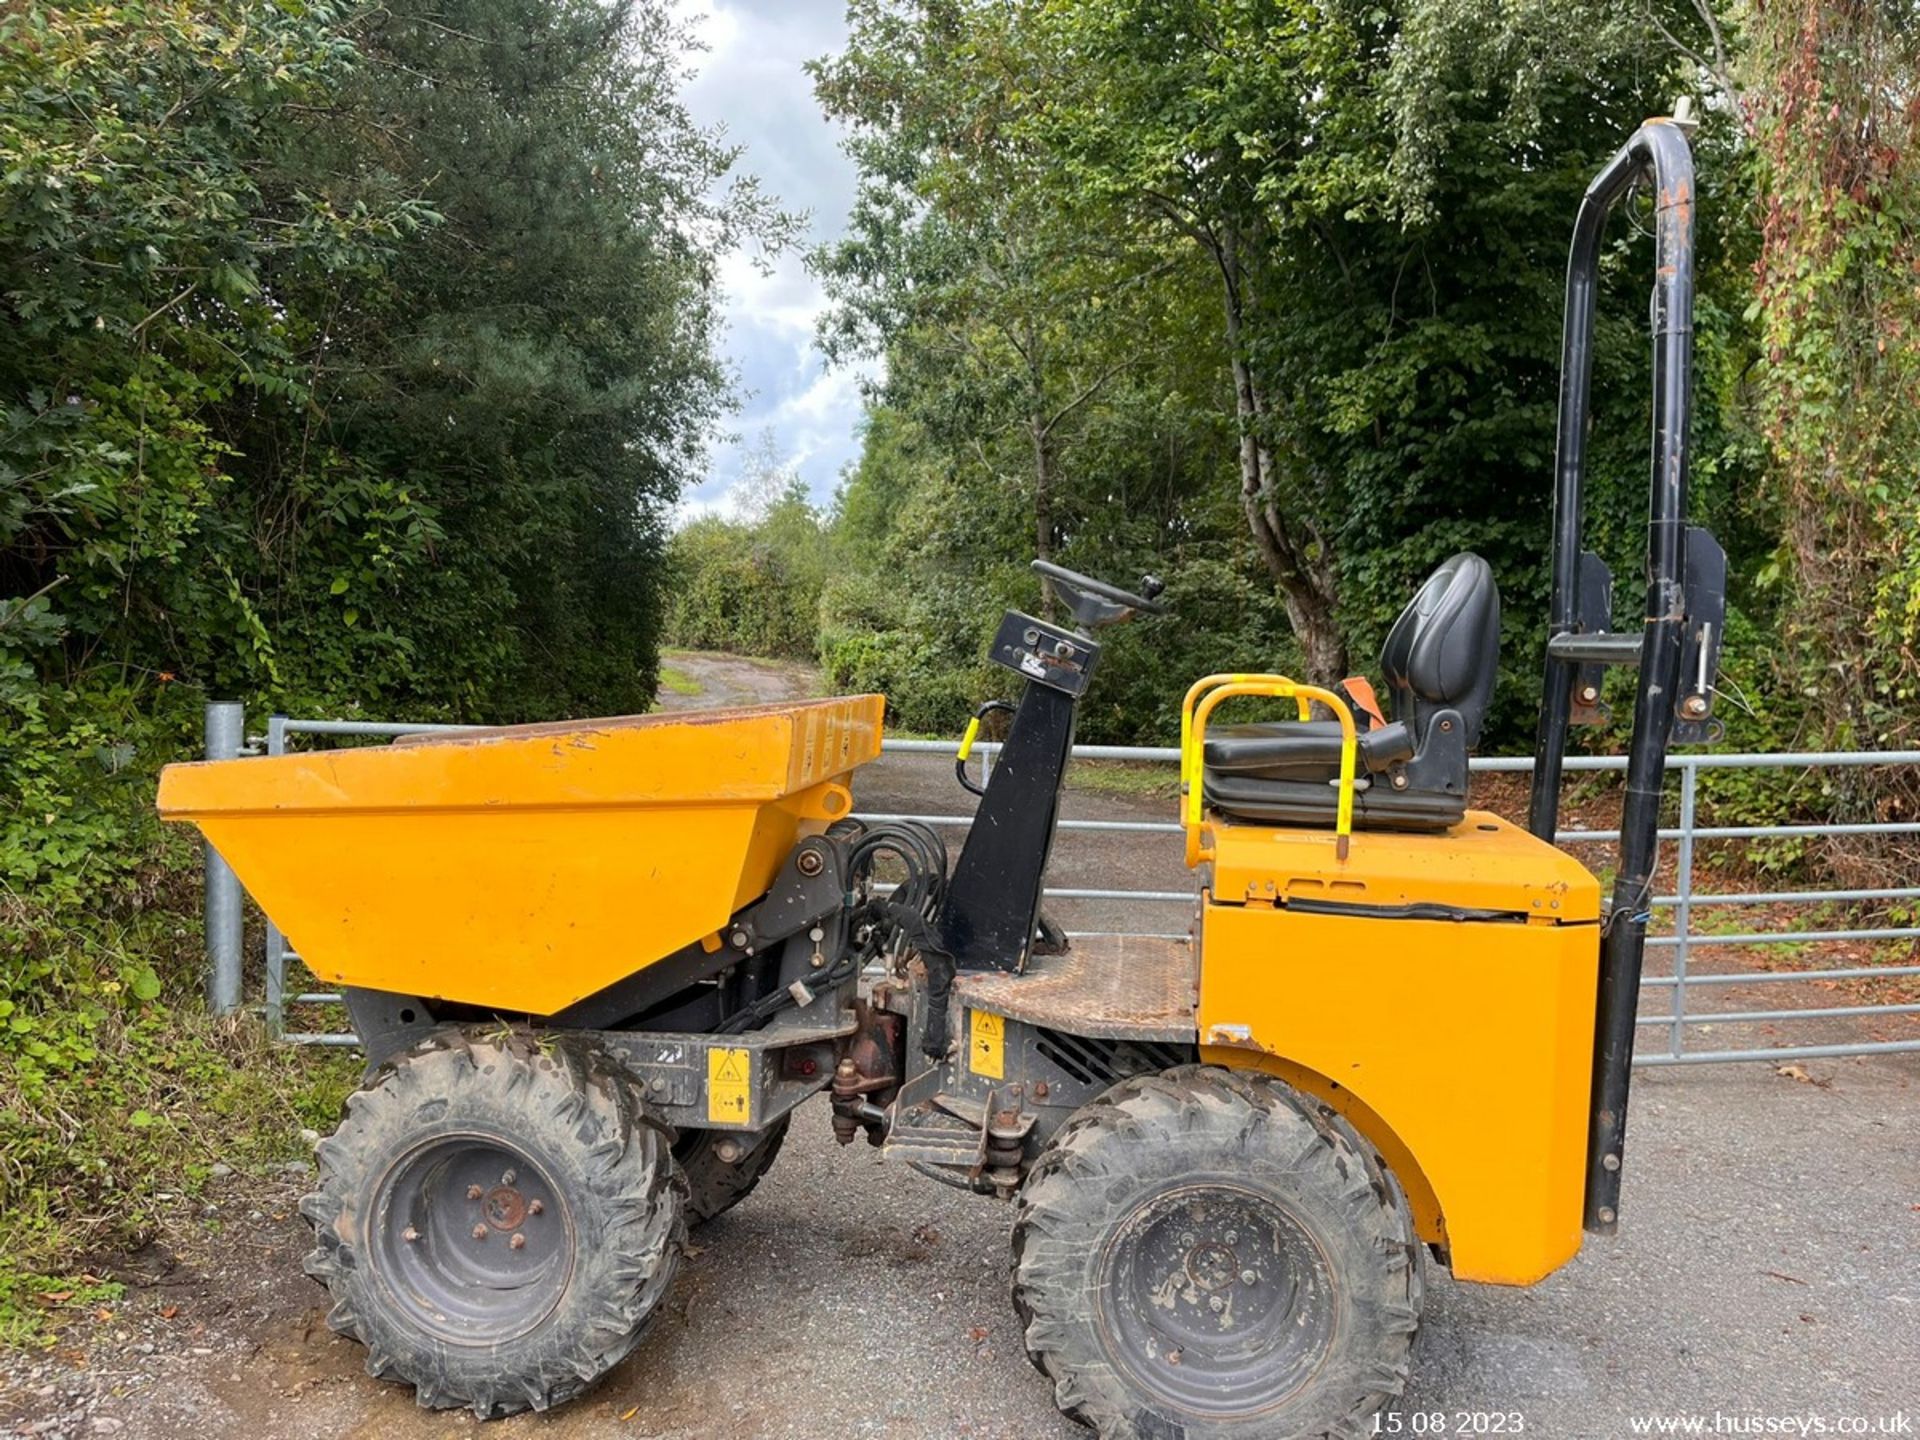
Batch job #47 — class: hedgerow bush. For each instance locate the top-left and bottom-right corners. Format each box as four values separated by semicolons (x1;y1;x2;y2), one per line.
664;498;828;659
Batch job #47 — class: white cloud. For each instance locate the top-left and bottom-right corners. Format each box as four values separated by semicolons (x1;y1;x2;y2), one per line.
672;488;743;526
776;362;864;427
678;0;742;66
714;250;825;342
677;0;876;515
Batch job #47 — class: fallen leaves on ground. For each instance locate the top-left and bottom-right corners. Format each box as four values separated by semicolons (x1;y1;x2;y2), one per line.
1774;1063;1832;1088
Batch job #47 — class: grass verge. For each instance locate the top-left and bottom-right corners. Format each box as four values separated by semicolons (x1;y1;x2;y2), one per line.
1066;758;1181;800
656;663;704;697
0;888;357;1348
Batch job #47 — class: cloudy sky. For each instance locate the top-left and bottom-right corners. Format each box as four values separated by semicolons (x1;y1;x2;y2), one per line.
679;1;873;520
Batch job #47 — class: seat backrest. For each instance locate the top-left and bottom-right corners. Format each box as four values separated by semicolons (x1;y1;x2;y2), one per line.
1378;552;1500;746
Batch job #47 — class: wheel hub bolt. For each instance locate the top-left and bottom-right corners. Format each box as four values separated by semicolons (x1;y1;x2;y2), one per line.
1208;1295;1225;1313
1181;1232;1195;1246
402;1226;420;1243
1240;1269;1257;1285
528;1199;544;1216
472;1223;489;1241
510;1232;526;1250
467;1184;484;1201
500;1168;517;1185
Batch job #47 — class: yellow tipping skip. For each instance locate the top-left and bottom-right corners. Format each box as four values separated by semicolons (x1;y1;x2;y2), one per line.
156;698;885;1015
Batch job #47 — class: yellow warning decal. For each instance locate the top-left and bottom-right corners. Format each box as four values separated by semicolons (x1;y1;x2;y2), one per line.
969;1009;1005;1080
708;1047;752;1125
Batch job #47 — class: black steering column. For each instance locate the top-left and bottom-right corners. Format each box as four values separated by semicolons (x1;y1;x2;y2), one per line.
937;561;1163;977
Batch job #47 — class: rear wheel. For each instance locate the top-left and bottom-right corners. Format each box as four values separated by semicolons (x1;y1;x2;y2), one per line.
300;1032;684;1417
673;1116;790;1224
1011;1066;1421;1440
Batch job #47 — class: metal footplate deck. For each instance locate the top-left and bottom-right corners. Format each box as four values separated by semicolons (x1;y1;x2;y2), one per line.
953;935;1198;1043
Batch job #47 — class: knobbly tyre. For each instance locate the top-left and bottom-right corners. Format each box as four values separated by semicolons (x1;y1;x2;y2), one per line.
157;117;1722;1439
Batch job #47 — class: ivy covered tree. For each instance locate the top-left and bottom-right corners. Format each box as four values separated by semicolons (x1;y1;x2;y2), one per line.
1741;0;1920;769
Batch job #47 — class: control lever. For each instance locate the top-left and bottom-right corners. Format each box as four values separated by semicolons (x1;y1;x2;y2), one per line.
954;700;1016;797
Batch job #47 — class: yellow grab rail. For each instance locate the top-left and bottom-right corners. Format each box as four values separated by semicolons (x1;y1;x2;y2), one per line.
1180;675;1359;865
1179;673;1309;786
956;715;983;762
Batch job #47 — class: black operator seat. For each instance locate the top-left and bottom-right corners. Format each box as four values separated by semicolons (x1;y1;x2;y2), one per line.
1202;553;1500;833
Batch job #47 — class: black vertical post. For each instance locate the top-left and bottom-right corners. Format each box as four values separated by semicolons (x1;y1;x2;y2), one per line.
939;681;1077;973
1526;119;1698;1234
1528;180;1611;842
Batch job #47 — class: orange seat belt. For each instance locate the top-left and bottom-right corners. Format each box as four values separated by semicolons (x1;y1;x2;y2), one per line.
1339;676;1387;731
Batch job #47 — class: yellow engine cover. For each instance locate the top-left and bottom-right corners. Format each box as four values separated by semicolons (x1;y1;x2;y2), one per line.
1197;811;1600;1286
157;698;884;1015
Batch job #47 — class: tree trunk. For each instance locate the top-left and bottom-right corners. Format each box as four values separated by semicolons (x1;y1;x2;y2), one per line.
1217;239;1348;683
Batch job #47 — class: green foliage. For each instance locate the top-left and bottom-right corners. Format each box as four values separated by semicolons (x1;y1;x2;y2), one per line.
1;0;781;734
279;0;792;721
0;0;779;888
813;403;1299;743
820;571;996;737
809;0;1766;747
0;1274;125;1350
666;513;825;659
0;0;778;1311
665;443;830;659
0;884;357;1338
1743;0;1920;780
0;1;430;691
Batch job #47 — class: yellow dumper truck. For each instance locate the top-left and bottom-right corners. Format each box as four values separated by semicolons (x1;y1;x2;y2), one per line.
158;119;1721;1438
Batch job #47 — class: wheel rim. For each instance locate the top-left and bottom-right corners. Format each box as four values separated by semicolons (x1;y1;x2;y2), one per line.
1095;1182;1336;1418
371;1135;573;1346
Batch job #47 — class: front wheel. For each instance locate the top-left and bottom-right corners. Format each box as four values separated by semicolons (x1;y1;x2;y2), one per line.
1011;1066;1422;1440
300;1032;684;1417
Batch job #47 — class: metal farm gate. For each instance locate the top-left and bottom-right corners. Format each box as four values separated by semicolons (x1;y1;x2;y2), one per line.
197;703;1920;1067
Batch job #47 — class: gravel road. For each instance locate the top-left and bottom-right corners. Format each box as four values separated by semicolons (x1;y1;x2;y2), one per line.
652;653;819;711
3;678;1914;1440
3;1057;1912;1440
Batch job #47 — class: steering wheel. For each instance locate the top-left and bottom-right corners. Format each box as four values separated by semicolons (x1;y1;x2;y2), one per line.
1031;560;1167;628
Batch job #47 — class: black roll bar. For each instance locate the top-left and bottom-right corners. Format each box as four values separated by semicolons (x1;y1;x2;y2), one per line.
1526;119;1696;1235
